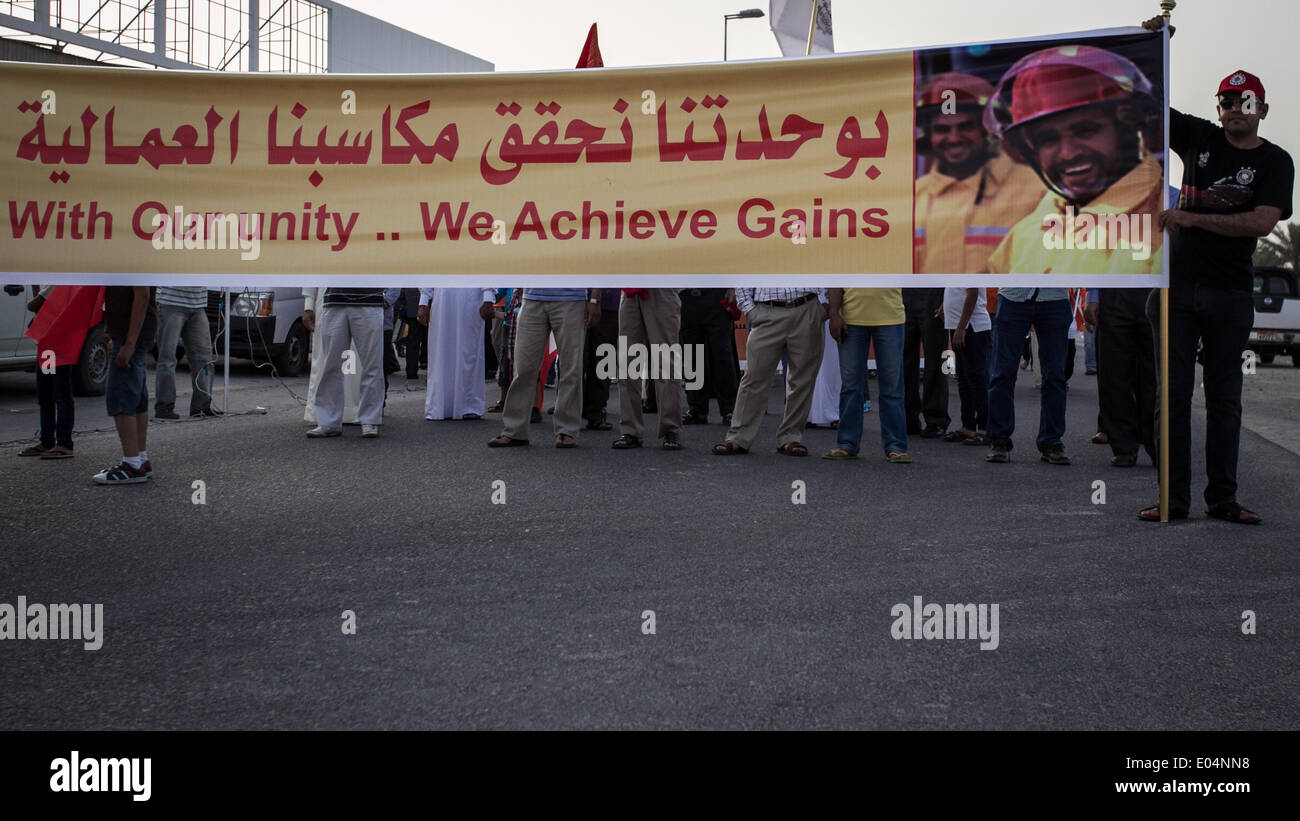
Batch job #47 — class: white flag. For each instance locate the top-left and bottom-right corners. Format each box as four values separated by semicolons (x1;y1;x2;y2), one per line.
769;0;834;57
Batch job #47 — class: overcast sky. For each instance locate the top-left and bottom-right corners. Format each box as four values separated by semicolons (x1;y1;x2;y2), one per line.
339;0;1298;212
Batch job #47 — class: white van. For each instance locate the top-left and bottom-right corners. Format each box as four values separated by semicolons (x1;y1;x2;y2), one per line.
1249;267;1300;367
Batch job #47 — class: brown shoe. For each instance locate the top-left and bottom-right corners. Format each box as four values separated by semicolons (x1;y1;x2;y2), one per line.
40;445;74;459
18;443;52;457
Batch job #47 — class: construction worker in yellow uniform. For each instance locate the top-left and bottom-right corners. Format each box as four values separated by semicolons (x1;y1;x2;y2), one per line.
979;44;1165;466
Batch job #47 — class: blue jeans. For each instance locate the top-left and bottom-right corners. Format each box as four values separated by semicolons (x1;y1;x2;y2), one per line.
837;323;906;455
155;304;214;413
988;298;1070;450
106;338;149;417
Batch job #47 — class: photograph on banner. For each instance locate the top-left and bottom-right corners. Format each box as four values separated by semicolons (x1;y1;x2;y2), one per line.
914;31;1166;285
2;28;1165;285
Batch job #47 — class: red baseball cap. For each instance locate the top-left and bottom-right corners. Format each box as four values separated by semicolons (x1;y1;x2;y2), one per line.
1217;70;1266;102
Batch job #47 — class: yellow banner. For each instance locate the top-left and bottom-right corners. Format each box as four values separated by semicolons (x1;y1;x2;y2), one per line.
1;29;1167;286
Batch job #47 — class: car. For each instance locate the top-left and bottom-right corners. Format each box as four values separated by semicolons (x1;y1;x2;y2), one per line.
206;288;311;377
1248;267;1300;367
0;284;110;395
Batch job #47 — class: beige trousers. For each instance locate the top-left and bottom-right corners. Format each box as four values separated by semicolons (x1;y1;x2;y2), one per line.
725;298;825;450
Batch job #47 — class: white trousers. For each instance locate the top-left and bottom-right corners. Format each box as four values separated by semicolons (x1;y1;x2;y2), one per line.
314;305;385;429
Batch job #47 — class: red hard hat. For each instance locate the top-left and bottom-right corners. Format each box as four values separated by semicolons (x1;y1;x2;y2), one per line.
917;72;996;110
984;45;1155;138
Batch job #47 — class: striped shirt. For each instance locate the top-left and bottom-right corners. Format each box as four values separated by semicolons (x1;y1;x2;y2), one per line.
323;287;385;307
734;287;823;315
157;286;208;310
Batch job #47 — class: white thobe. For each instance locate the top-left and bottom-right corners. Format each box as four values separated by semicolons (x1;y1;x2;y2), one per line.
419;288;496;419
809;324;841;425
303;287;360;424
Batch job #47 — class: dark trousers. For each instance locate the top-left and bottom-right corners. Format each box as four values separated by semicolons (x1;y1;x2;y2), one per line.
1098;289;1156;460
382;329;396;395
37;365;75;448
680;290;739;417
582;308;620;423
903;303;950;430
954;328;991;432
989;298;1071;450
403;319;426;379
1147;285;1254;515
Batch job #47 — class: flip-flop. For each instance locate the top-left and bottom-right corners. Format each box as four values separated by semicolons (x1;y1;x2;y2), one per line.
612;434;642;449
776;442;808;457
487;435;528;447
712;441;748;455
555;434;577;449
821;447;857;460
885;451;912;463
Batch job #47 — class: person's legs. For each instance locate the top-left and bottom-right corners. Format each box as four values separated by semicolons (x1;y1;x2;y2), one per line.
314;307;350;431
1064;337;1076;382
644;289;684;437
988;299;1032;447
349;307;386;426
871;323;908;455
1097;289;1136;455
499;300;550;440
725;305;787;450
774;299;825;448
180;307;214;414
1033;300;1071;450
921;309;950;430
618;294;648;440
154;303;184;414
1148;287;1198;516
36;367;55;448
707;307;739;417
583;307;618;424
1197;286;1254;510
53;365;75;448
549;300;586;440
965;329;991;432
835;325;868;454
902;309;923;431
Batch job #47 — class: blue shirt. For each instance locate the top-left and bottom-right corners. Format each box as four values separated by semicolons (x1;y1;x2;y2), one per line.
523;288;587;302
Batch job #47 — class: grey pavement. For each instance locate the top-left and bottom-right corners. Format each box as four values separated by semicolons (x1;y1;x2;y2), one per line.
1;357;1297;730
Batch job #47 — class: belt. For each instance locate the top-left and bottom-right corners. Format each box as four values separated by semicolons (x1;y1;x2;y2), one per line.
757;294;817;308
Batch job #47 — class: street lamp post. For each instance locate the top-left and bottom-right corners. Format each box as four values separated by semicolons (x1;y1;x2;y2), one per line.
723;8;765;61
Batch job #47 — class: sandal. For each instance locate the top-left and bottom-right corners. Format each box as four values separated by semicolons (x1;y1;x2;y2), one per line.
885;451;912;463
612;434;642;449
461;413;482;421
486;401;505;413
1206;501;1262;525
712;441;748;455
662;432;682;450
1138;505;1189;522
962;432;988;446
585;419;613;431
943;429;971;443
487;435;528;448
821;447;857;460
682;413;707;425
1091;431;1109;445
776;442;808;457
555;434;577;449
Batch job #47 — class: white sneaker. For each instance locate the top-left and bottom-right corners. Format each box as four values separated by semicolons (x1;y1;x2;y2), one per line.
361;424;380;438
306;426;342;438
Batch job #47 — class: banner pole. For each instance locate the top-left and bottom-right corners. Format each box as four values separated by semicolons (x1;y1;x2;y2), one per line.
1159;0;1175;522
805;0;820;56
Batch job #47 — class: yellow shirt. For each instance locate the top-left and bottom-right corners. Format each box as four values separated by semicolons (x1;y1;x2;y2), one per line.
914;154;1045;274
841;288;904;326
984;155;1165;277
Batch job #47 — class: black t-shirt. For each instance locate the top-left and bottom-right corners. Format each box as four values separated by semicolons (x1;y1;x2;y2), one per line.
104;286;158;345
1169;109;1294;291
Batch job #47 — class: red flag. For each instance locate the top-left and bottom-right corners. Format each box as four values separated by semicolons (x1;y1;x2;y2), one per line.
24;286;104;367
576;23;603;69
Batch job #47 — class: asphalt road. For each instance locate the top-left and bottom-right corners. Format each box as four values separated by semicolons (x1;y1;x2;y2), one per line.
1;356;1297;729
